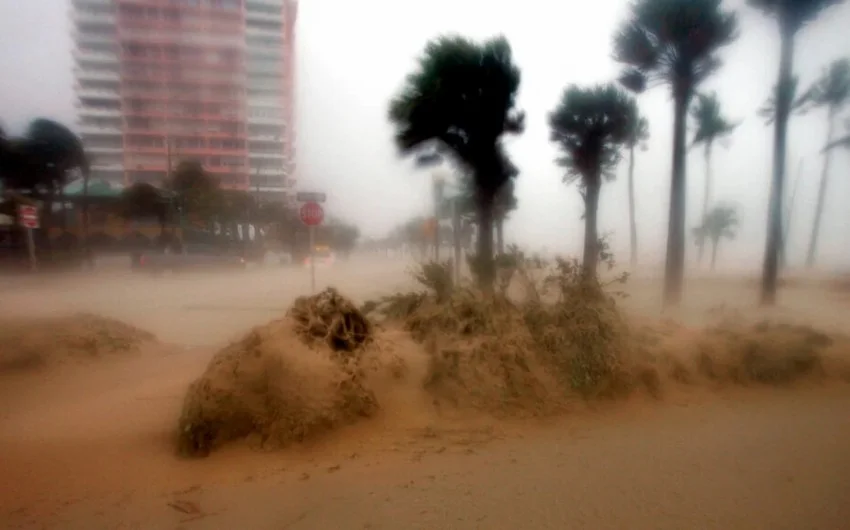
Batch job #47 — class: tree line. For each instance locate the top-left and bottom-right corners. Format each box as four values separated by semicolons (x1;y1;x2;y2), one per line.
0;121;360;264
386;0;849;306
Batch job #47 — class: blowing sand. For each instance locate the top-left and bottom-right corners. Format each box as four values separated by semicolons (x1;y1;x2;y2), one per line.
1;257;849;529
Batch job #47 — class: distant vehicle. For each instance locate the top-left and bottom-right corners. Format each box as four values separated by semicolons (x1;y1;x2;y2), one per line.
303;246;335;268
134;247;246;274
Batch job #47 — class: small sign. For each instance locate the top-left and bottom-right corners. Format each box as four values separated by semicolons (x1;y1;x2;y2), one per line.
18;205;39;229
296;191;326;203
299;201;324;226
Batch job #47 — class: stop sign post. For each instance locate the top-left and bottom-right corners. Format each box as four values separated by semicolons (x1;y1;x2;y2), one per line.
299;201;324;293
17;205;39;271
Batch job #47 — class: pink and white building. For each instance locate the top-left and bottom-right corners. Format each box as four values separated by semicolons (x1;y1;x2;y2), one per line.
72;0;298;202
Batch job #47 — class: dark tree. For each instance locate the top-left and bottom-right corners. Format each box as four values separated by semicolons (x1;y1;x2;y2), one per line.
388;35;524;291
624;114;649;267
797;58;850;267
692;203;740;271
613;0;738;306
748;0;845;305
549;83;638;276
690;91;739;265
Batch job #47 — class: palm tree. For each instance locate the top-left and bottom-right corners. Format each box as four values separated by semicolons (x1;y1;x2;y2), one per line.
549;84;638;276
690;91;739;265
613;0;738;306
388;35;524;291
747;0;845;305
624;114;649;268
797;58;850;267
692;203;740;271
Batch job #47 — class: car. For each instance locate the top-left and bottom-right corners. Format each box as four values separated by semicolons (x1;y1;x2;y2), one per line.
303;246;335;268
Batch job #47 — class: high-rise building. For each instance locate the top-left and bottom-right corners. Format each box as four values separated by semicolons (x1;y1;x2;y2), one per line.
71;0;297;202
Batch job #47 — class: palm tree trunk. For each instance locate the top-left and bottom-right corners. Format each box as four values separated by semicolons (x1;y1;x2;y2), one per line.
761;25;796;306
476;191;496;293
805;107;836;268
711;238;719;271
495;216;504;255
780;157;804;269
583;178;601;277
664;88;690;307
81;170;92;267
627;144;638;268
697;142;713;265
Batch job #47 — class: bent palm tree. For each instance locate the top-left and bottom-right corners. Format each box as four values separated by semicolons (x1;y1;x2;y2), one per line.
613;0;738;306
797;58;850;267
692;203;740;271
624;114;649;268
549;84;638;276
690;91;739;265
388;35;524;291
747;0;845;305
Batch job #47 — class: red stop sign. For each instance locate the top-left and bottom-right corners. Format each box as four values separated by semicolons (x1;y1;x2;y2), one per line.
299;201;324;226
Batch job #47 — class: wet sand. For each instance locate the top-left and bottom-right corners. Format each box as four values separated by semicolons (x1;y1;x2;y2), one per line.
1;257;849;529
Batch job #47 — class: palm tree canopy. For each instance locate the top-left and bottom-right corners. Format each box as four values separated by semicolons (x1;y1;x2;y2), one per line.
26;119;89;186
549;84;638;185
757;75;808;125
0;119;88;193
613;0;739;95
798;57;850;113
747;0;845;34
690;91;739;147
693;203;740;242
387;34;524;195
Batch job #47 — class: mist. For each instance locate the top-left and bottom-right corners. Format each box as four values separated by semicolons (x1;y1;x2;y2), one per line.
1;0;849;271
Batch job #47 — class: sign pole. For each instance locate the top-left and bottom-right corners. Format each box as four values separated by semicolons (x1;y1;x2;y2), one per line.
26;228;37;272
309;224;316;294
298;197;324;295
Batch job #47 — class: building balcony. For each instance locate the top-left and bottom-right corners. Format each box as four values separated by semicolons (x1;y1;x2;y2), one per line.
72;0;111;8
75;67;120;81
74;48;118;64
74;30;115;45
246;11;282;25
247;61;281;75
247;115;284;125
249;152;285;160
248;134;283;143
78;106;122;118
76;86;120;100
247;97;283;108
74;11;116;26
78;124;122;136
246;25;282;38
247;47;282;60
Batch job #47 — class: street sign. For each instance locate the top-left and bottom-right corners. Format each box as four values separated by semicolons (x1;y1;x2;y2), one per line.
18;205;39;229
296;191;326;203
299;201;324;226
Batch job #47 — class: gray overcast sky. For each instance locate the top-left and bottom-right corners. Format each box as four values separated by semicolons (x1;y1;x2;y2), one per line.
1;0;849;271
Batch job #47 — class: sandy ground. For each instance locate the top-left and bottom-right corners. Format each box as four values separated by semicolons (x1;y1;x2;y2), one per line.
1;256;849;529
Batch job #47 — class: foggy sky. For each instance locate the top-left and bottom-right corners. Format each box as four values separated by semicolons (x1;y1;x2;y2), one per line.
1;0;848;271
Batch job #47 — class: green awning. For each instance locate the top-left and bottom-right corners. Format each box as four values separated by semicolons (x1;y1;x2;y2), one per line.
62;178;126;198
